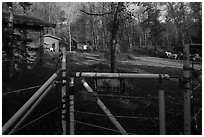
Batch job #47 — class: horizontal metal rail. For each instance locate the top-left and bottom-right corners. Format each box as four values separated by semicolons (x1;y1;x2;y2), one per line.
76;72;170;79
2;70;61;134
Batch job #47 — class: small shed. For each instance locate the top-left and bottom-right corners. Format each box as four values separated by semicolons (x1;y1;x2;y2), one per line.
72;38;91;51
44;34;61;52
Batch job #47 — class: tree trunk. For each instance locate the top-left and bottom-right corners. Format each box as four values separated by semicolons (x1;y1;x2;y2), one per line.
144;31;147;47
102;23;106;50
139;35;142;48
110;32;117;73
110;2;122;73
7;3;14;79
89;3;96;51
154;37;157;51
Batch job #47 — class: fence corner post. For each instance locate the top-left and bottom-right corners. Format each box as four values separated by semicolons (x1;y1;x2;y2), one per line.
61;46;67;135
69;77;75;135
183;44;191;135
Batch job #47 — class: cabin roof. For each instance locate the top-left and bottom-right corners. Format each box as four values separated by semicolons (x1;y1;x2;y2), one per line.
2;12;56;28
72;37;91;44
44;34;61;40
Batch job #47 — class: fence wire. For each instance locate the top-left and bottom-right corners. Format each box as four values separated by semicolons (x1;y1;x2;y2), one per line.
2;58;27;62
97;93;154;100
193;107;202;120
75;120;135;135
12;107;60;134
3;85;42;96
82;91;182;106
2;56;48;62
80;91;157;100
193;84;201;91
74;110;157;121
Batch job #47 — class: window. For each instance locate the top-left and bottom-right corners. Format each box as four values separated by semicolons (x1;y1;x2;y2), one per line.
52;43;55;52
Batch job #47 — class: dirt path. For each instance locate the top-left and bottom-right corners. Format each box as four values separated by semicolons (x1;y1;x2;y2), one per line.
127;56;201;70
70;52;201;70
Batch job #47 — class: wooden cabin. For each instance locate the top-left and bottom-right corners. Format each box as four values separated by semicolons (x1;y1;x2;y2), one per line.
2;12;55;67
2;12;55;91
72;38;92;51
44;34;61;52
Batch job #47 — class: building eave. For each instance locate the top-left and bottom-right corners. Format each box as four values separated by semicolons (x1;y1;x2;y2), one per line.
44;34;61;40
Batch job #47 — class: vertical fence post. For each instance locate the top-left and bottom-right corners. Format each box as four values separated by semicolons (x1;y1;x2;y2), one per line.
159;90;166;134
183;44;191;135
61;47;67;135
159;89;166;134
159;75;165;135
69;77;74;135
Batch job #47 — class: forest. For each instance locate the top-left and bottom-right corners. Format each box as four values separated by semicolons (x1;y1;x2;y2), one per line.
2;2;202;53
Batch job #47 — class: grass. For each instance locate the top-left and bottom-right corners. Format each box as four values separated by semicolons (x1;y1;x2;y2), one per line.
2;51;202;135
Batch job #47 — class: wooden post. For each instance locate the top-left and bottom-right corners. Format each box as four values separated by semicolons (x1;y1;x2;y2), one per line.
159;89;166;134
61;47;67;135
69;77;74;135
158;75;166;135
183;44;191;135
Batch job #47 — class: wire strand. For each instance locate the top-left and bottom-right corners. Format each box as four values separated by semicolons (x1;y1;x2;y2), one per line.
3;85;42;96
2;58;27;62
193;107;202;120
81;91;156;100
81;91;182;106
11;107;60;134
193;84;201;90
74;110;156;121
165;99;182;105
98;94;154;99
75;120;135;135
2;56;52;62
